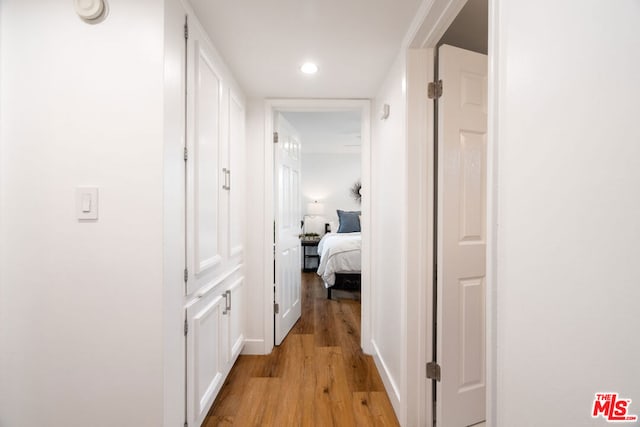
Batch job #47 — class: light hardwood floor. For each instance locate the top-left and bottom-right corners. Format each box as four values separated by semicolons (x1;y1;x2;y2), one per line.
203;273;400;426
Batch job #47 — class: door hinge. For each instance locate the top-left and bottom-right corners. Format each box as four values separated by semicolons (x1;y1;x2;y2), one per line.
426;361;441;381
274;302;279;314
184;17;189;40
184;147;188;162
428;80;443;99
273;132;279;143
183;268;188;282
184;319;189;336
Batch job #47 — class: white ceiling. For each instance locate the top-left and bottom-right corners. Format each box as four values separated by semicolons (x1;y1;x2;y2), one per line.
190;0;423;98
282;111;362;154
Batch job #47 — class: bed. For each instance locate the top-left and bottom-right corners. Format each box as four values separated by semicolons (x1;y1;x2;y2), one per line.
316;232;361;299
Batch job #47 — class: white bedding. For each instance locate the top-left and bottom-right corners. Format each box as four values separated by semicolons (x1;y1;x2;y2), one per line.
317;232;361;287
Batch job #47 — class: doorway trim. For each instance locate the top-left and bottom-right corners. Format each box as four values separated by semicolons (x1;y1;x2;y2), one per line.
262;99;373;354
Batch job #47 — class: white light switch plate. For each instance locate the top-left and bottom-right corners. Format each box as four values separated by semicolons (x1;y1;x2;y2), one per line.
76;187;98;220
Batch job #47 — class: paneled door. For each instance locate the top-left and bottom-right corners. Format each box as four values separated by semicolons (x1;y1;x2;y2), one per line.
185;20;226;296
186;291;227;427
227;91;245;259
436;44;488;427
274;113;302;345
226;277;245;363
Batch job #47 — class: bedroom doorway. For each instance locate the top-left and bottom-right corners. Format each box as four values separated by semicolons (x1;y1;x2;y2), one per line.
264;99;372;352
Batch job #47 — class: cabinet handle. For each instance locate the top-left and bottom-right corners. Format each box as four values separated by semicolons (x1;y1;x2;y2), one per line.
222;168;229;190
226;169;231;191
222;291;228;314
222;290;231;314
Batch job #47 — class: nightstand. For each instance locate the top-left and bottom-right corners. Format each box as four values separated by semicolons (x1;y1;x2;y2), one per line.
301;239;321;272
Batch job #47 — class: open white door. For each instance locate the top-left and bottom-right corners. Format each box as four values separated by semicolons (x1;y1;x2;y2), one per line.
274;113;302;345
436;44;487;427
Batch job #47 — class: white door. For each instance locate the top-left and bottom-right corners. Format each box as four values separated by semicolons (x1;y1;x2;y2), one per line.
436;44;487;427
274;113;302;345
185;21;226;296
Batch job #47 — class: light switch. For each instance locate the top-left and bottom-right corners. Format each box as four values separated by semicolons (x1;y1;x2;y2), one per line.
76;187;98;220
81;193;92;213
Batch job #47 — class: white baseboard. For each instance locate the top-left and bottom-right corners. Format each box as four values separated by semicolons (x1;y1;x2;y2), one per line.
241;338;267;355
362;336;375;355
371;339;402;421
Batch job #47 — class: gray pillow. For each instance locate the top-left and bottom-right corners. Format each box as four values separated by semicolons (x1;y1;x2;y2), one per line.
337;210;361;233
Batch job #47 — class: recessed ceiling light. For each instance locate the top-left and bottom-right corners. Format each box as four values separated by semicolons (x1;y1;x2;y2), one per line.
300;62;318;74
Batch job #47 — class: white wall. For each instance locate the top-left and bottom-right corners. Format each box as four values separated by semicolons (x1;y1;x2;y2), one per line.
370;53;407;421
0;2;167;425
301;152;361;229
492;0;640;425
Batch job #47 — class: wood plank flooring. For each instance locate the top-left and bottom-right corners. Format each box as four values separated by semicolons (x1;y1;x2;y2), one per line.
203;273;399;427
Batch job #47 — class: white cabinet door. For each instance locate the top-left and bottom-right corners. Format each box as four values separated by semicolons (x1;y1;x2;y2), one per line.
185;275;244;427
186;21;226;296
227;90;245;259
436;44;487;427
186;291;229;427
226;276;245;364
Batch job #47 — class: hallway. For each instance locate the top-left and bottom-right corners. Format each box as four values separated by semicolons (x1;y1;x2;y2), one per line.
203;273;399;426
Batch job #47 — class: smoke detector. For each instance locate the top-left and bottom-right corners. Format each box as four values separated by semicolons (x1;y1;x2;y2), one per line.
75;0;106;21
